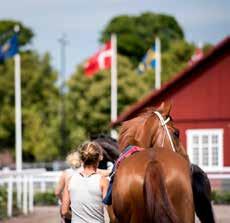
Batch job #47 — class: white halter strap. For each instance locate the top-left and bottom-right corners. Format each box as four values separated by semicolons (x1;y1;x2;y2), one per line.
154;111;176;152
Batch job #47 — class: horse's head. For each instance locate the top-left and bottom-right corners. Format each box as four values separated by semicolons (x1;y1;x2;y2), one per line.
118;102;181;152
90;134;120;167
151;102;181;151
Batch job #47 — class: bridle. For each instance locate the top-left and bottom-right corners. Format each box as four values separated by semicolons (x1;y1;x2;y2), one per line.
154;111;176;152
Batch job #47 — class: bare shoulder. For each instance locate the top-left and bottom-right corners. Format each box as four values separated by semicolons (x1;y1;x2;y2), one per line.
65;174;72;185
97;168;111;177
100;175;109;186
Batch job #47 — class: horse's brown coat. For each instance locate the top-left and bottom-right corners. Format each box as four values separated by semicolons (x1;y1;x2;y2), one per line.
111;103;195;223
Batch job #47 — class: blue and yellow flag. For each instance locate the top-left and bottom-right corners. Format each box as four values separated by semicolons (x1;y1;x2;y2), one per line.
0;34;18;62
138;45;156;73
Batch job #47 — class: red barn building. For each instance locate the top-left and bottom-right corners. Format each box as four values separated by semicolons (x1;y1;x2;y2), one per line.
112;37;230;188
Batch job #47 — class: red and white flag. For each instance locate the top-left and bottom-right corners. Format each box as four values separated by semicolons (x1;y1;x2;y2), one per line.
189;47;204;65
84;41;112;77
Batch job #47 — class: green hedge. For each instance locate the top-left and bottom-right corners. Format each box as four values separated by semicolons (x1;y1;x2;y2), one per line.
0;186;20;220
0;186;7;219
0;188;57;220
34;192;58;206
212;191;230;204
33;190;230;206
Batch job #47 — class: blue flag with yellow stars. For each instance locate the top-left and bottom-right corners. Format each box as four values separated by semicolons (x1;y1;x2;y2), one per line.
138;45;156;73
0;34;18;62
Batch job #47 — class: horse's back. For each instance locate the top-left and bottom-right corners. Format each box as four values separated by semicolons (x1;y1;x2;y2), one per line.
112;148;194;223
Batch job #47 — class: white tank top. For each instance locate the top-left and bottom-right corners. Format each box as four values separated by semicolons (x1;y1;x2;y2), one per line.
68;172;105;223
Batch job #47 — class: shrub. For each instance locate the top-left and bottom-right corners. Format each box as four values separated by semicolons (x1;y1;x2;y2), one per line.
0;186;7;220
34;192;58;206
0;186;20;220
212;190;230;204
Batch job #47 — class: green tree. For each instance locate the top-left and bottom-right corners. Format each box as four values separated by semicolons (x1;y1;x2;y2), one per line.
65;12;201;147
66;55;152;147
0;20;33;46
161;40;195;82
0;20;60;161
21;52;60;161
0;51;60;161
101;12;184;65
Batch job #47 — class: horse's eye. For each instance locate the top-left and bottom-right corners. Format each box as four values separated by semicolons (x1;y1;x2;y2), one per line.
174;129;180;138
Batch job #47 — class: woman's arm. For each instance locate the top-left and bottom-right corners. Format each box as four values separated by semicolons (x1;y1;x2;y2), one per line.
100;177;116;223
61;178;71;218
100;176;109;199
55;171;65;200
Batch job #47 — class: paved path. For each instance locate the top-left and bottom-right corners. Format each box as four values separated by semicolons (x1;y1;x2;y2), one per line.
2;205;230;223
1;206;60;223
208;205;230;223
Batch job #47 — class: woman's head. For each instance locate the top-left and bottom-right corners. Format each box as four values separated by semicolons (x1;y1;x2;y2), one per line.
80;141;103;167
66;151;81;169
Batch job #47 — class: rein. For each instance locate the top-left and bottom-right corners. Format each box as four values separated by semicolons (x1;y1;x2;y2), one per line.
154;111;176;152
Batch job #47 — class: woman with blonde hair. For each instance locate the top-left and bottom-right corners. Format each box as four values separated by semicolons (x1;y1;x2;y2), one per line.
62;141;109;223
55;151;81;223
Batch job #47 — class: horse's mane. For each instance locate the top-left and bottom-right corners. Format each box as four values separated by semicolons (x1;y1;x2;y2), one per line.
135;106;158;118
118;107;158;151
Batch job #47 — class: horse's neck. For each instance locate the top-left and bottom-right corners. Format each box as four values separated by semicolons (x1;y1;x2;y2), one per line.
153;130;190;162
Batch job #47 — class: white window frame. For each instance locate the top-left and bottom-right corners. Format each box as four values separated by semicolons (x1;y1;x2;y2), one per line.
186;129;223;172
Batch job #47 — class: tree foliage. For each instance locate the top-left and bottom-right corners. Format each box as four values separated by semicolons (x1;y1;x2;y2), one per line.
65;13;199;148
101;12;184;65
0;51;60;161
0;20;34;46
0;13;213;162
66;55;153;147
0;20;60;162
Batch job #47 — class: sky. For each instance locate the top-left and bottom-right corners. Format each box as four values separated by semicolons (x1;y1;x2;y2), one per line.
0;0;229;79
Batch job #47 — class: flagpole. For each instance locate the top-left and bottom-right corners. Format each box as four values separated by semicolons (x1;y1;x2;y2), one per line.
14;25;22;172
13;25;22;208
15;53;22;172
155;37;161;89
111;34;118;139
15;50;22;209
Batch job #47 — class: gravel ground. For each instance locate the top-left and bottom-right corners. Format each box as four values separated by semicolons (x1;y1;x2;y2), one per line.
2;205;230;223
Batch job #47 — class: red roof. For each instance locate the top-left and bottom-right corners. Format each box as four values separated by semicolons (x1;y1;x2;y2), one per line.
112;36;230;127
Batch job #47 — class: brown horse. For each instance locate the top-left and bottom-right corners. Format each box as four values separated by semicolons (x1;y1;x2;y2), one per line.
110;103;195;223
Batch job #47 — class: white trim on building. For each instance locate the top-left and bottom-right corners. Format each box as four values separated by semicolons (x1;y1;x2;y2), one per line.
186;129;224;172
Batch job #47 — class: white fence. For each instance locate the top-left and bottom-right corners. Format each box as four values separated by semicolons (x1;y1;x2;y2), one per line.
0;169;61;217
208;173;230;191
1;169;230;218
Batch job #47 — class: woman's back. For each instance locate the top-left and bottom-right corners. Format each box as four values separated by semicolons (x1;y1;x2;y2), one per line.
69;172;104;223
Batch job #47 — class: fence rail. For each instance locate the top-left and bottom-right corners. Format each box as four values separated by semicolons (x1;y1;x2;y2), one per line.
0;169;61;217
1;169;230;218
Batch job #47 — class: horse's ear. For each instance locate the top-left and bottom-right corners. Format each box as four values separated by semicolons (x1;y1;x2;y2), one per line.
157;101;172;116
163;101;172;116
157;102;165;112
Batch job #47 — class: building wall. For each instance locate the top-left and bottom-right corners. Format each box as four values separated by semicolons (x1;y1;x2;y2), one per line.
155;53;230;167
169;53;230;121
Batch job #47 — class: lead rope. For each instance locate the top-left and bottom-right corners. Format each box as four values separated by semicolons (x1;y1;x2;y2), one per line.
154;111;176;152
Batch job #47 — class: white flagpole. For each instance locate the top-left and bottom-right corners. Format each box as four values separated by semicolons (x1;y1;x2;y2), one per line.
110;34;118;139
15;52;22;209
14;25;22;172
155;37;161;89
13;25;22;209
15;53;22;172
